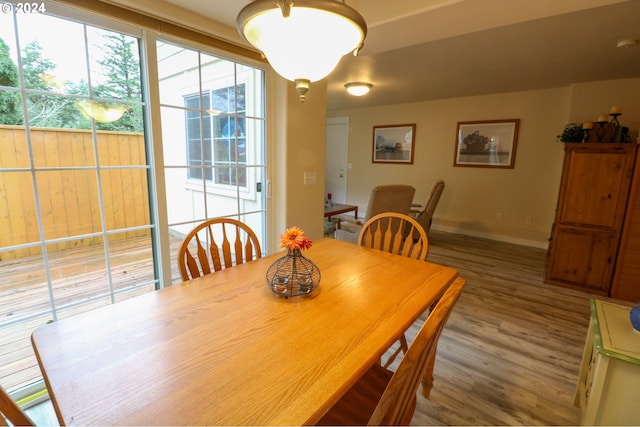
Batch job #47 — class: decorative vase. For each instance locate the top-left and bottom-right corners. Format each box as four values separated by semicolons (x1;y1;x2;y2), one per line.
630;303;640;333
266;248;321;298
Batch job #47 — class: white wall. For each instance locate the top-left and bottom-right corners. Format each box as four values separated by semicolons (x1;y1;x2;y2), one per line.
328;77;640;248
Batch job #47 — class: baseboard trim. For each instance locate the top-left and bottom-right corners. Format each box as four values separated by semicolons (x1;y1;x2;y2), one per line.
432;224;549;250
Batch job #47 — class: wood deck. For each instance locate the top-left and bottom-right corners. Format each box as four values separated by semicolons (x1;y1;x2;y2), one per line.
0;235;183;392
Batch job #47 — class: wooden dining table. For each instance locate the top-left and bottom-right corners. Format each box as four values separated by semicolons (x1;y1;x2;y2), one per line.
31;238;459;426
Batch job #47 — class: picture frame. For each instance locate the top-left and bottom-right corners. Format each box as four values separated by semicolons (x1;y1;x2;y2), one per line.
454;119;520;168
372;124;415;164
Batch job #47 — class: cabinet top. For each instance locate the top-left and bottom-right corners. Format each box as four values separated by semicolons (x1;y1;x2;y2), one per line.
591;299;640;365
564;142;639;151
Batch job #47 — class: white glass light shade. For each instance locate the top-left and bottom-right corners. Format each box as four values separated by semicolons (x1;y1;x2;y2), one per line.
345;82;372;96
77;100;129;123
237;1;366;83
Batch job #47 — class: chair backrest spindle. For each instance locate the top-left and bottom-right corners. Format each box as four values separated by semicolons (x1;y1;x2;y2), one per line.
207;226;221;272
234;227;244;266
220;225;232;268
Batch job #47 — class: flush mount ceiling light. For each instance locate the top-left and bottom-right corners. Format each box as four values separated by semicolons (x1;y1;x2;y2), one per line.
345;82;372;96
237;0;367;102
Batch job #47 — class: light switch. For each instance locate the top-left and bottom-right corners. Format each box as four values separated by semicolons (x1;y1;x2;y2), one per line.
303;171;317;185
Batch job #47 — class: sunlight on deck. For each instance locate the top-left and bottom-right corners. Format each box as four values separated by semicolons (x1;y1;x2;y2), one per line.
0;235;183;392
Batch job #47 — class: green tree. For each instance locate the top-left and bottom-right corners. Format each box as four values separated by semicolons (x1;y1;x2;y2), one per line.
93;33;143;132
22;40;56;91
0;38;23;125
60;80;92;130
1;33;144;131
21;40;70;127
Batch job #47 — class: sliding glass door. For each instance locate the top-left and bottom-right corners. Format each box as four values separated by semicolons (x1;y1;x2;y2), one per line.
156;40;266;282
0;3;267;395
0;6;154;393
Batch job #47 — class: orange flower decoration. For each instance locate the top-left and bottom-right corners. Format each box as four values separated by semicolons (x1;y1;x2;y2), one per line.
279;226;313;251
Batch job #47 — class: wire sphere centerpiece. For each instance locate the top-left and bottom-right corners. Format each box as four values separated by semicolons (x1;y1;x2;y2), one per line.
266;226;320;298
266;248;321;297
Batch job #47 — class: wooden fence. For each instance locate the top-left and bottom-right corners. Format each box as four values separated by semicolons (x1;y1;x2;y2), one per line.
0;126;150;260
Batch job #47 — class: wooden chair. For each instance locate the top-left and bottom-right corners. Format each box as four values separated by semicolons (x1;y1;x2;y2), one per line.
317;278;466;426
177;218;262;281
358;212;429;261
0;385;34;426
358;212;430;368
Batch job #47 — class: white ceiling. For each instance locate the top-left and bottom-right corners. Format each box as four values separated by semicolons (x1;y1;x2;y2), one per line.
109;0;640;110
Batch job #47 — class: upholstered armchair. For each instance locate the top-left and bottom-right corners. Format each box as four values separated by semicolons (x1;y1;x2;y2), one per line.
410;180;445;235
334;184;415;244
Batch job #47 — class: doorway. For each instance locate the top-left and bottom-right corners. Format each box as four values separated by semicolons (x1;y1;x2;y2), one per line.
325;117;349;203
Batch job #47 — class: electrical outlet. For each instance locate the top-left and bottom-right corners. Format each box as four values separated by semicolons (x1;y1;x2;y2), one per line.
496;212;503;221
525;216;533;225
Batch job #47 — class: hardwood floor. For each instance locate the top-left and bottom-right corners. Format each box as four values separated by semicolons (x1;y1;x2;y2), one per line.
402;230;600;426
21;230;605;426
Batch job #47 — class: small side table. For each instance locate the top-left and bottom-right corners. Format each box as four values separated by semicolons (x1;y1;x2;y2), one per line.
324;203;358;220
574;299;640;425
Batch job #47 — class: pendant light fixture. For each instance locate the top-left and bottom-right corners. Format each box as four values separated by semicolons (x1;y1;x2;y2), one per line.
237;0;367;102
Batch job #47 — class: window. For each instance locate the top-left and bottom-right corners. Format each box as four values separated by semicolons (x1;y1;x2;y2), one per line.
185;93;212;180
184;84;247;187
212;84;246;187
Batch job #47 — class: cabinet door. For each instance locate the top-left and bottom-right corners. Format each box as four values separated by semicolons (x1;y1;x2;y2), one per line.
546;144;637;293
611;148;640;301
557;147;634;230
547;227;616;293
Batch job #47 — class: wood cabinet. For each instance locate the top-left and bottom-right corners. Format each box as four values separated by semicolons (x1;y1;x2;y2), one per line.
611;146;640;301
574;299;640;425
545;143;638;295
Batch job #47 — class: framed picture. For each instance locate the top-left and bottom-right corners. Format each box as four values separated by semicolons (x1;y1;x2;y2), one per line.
372;124;415;164
454;119;520;168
